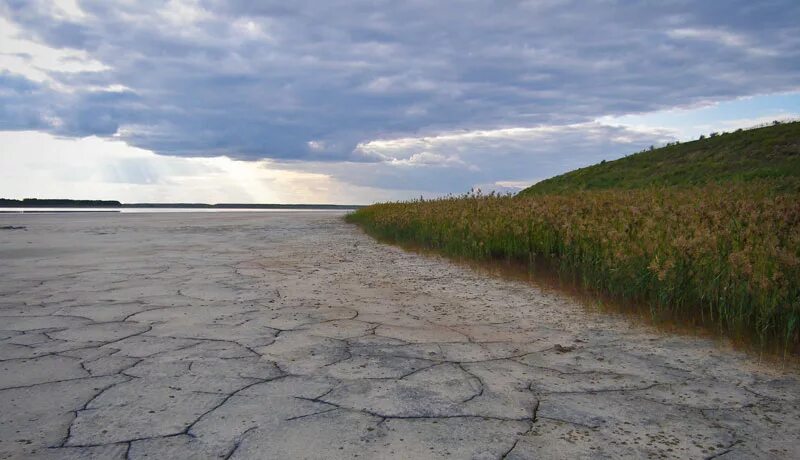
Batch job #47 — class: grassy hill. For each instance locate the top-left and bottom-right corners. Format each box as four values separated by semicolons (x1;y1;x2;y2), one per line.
520;121;800;195
348;121;800;353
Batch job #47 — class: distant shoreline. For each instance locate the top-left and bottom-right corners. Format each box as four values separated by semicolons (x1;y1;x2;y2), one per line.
121;204;363;209
0;210;121;213
0;199;363;209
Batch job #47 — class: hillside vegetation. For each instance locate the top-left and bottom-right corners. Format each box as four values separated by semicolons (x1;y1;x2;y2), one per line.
520;121;800;195
347;122;800;352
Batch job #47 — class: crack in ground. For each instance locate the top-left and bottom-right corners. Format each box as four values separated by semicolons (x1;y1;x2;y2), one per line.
499;397;540;459
456;363;486;404
704;439;742;459
5;214;799;460
57;375;134;448
61;374;290;448
292;393;533;423
223;426;258;460
184;375;290;437
284;407;339;422
534;381;665;396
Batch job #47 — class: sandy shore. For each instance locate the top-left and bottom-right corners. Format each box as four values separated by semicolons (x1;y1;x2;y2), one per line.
0;212;798;459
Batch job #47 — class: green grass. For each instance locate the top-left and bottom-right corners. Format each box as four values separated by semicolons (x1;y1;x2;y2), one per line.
348;121;800;353
519;121;800;196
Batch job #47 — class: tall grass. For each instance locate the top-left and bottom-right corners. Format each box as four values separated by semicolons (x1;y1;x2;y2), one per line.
347;183;800;352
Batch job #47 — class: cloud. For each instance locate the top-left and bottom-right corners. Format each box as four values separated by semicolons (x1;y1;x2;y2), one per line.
1;1;798;160
0;1;799;202
667;28;778;57
599;92;800;140
389;152;472;169
279;121;676;195
0;131;412;204
0;16;107;87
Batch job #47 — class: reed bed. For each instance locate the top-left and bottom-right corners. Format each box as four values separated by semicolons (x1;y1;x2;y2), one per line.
347;183;800;351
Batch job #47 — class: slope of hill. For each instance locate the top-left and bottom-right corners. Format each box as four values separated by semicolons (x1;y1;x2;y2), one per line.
347;121;800;353
519;121;800;196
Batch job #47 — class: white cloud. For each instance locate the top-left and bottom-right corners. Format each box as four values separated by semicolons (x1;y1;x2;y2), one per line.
3;0;799;165
354;122;673;165
494;180;532;189
0;17;108;88
280;120;679;198
231;17;272;42
1;2;798;203
667;28;778;57
389;151;472;169
159;0;211;27
0;131;388;204
17;0;89;22
51;0;87;20
362;75;447;95
307;140;326;151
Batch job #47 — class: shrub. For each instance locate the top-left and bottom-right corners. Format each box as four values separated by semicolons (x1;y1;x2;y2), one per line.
347;183;800;352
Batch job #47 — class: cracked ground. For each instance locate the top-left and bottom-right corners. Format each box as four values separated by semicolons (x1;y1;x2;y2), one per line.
0;212;798;459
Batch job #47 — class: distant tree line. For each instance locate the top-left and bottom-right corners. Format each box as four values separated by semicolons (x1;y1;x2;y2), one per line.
0;198;363;209
0;198;122;207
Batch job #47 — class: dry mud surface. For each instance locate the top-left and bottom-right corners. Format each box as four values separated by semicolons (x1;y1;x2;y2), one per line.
0;212;798;459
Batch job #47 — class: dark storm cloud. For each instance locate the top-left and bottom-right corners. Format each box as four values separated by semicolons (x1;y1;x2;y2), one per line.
1;0;799;165
0;72;57;130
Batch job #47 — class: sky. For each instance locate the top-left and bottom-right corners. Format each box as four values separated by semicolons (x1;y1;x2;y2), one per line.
1;0;799;204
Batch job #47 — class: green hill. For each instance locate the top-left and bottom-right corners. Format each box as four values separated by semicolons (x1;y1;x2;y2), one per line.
519;121;800;196
348;120;800;352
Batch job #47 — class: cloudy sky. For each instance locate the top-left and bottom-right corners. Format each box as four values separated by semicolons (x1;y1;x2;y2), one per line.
1;0;799;204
